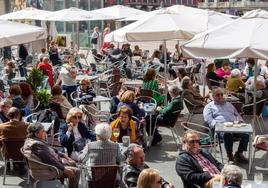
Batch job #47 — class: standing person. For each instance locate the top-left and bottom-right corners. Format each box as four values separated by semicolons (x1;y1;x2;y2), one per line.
101;26;111;53
18;44;29;77
56;56;77;103
91;26;100;52
37;57;53;88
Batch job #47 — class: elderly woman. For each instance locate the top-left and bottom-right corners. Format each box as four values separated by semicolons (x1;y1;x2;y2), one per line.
216;61;231;78
110;106;143;145
226;69;245;93
76;78;96;105
49;85;73;118
59;107;96;157
142;68;164;105
220;165;243;188
137;168;162;188
118;90;145;118
0;99;12;123
181;78;206;113
78;123;124;178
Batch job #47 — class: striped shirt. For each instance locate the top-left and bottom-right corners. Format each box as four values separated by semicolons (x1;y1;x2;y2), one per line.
194;153;220;175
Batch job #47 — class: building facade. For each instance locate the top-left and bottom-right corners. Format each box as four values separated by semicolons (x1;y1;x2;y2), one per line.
198;0;268;15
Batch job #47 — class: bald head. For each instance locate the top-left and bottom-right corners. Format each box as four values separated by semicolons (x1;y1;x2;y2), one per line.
7;107;21;120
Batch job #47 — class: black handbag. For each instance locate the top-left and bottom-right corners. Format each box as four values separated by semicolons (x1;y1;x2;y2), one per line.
91;37;97;44
73;138;87;152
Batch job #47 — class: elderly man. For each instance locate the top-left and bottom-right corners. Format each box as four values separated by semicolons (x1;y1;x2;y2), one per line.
176;130;223;188
23;123;80;188
220;165;243;188
0;99;12;123
204;87;249;162
123;144;174;188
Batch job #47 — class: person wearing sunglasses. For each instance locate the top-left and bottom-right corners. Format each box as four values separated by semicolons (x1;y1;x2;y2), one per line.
59;107;96;159
176;130;223;188
203;87;249;162
137;168;162;188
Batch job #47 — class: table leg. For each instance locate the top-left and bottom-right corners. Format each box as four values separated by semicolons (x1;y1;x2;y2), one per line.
248;134;252;174
148;114;152;147
214;133;217;158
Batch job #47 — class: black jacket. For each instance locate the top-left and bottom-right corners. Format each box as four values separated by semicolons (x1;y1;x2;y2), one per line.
176;149;223;188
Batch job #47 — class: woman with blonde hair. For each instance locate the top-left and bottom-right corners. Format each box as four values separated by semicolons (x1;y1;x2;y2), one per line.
137;168;162;188
117;90;145;118
59;107;96;158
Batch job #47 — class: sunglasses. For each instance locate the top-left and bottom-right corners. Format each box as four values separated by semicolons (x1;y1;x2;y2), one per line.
187;139;200;144
156;179;162;184
215;93;223;97
73;115;82;119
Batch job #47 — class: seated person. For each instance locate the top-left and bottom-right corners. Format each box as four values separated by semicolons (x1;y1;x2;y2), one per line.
110;87;127;114
137;168;163;188
78;123;124;179
118;90;145;118
142;68;164;105
220;165;243;188
8;84;30;116
203;87;249;162
59;107;96;158
123;144;174;188
19;82;34;110
226;69;245;93
181;78;206;113
216;61;231;79
176;130;223;188
132;45;142;57
0;99;12;123
206;63;224;88
23;123;80;188
149;85;183;146
49;85;73;119
76;78;96;105
110;106;143;145
243;58;255;80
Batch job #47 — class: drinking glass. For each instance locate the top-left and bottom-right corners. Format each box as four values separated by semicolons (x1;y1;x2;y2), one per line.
32;114;37;123
113;128;120;143
254;172;263;186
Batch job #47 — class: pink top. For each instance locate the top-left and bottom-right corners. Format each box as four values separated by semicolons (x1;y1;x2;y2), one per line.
216;67;231;78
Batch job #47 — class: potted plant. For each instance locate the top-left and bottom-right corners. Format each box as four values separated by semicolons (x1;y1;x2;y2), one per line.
36;89;51;109
26;67;45;95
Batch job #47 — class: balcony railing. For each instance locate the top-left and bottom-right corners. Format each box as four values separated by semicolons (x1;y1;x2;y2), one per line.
198;0;268;8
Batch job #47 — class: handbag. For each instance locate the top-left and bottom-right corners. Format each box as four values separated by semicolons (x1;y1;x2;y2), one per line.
91;37;97;44
73;137;87;152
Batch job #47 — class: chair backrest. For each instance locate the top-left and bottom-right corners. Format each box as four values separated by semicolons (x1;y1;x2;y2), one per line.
243;99;267;116
109;82;122;97
49;102;65;120
89;165;118;188
1;138;25;160
140;89;153;97
180;121;213;146
183;98;197;113
20;148;60;181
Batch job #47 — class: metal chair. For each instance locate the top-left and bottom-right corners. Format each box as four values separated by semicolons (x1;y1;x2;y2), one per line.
242;99;267;133
183;98;203;122
252;135;268;171
70;90;79;106
88;165;119;188
1;138;25;185
20;148;63;188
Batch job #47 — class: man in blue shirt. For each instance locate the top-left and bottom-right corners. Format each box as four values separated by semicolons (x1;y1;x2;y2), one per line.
203;87;249;162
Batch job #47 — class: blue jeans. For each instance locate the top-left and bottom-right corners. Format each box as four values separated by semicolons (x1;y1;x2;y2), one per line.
222;133;249;154
61;85;77;105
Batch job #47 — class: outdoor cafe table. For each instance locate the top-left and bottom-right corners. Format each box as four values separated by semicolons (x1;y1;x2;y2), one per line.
12;76;26;83
93;95;111;110
144;103;157;148
76;74;99;83
214;123;253;174
123;79;143;87
242;181;268;188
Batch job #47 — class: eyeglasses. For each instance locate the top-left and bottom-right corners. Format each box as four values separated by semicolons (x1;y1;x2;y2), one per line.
215;93;223;97
187;139;200;144
73;115;82;119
